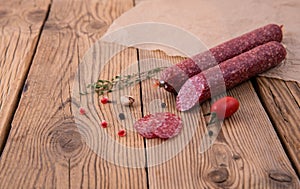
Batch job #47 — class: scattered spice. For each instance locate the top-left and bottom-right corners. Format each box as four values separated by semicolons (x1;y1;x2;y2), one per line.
120;95;135;106
100;97;109;104
101;120;108;128
79;107;86;115
119;113;125;120
161;102;167;108
118;129;126;137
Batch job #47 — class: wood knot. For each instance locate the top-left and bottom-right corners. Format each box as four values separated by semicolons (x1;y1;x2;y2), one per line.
86;21;106;33
269;171;292;183
0;9;9;18
27;9;46;22
90;21;105;30
47;120;85;159
57;130;82;154
44;22;62;31
208;168;229;183
232;154;241;160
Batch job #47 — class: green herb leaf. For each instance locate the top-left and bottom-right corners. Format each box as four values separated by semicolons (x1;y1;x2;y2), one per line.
82;66;167;96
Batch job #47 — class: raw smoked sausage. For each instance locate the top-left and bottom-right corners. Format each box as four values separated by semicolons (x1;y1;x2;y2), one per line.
176;41;286;111
160;24;283;93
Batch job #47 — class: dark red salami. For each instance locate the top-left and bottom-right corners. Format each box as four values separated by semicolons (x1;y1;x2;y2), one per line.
134;112;183;139
152;112;183;139
160;24;283;93
133;114;157;138
176;41;286;111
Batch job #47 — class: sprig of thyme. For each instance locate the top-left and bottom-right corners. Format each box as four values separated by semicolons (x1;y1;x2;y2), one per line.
82;67;167;95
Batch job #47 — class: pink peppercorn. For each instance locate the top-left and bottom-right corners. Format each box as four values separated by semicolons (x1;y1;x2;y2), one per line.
79;107;86;115
101;120;108;128
118;129;126;137
100;97;109;104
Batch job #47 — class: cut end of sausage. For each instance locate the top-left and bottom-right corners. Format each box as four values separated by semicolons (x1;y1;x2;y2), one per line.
160;65;190;94
158;80;178;94
176;75;207;111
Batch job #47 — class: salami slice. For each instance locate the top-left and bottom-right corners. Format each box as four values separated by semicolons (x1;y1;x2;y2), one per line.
133;114;157;138
134;112;183;139
152;112;183;139
160;24;283;93
176;41;286;111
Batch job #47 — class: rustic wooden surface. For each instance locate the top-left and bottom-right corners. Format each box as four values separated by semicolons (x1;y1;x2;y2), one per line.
255;77;300;176
0;0;299;188
0;0;50;151
138;50;299;188
0;0;147;188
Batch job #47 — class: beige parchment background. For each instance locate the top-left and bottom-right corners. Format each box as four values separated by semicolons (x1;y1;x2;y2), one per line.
104;0;300;82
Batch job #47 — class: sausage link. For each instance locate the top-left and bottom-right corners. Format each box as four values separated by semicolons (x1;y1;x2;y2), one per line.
176;41;286;111
160;24;283;93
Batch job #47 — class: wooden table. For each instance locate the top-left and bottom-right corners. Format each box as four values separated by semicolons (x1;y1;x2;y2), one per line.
0;0;299;188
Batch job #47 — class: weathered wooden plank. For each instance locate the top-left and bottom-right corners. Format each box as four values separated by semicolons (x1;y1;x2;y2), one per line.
0;0;147;188
256;77;300;176
138;50;300;188
72;45;147;188
0;0;50;152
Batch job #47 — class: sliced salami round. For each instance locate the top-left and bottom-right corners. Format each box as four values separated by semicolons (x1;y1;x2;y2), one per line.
134;112;183;139
133;114;157;139
153;113;183;139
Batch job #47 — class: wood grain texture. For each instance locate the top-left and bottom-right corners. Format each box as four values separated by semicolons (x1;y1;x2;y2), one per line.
256;77;300;176
138;50;300;188
1;0;299;188
134;0;144;6
0;0;147;188
0;0;50;151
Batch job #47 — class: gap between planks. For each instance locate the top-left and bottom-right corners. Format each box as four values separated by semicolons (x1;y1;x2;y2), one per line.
138;49;300;188
0;0;146;188
136;48;151;189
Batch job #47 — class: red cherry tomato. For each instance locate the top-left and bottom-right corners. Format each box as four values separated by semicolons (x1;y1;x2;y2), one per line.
210;96;239;120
